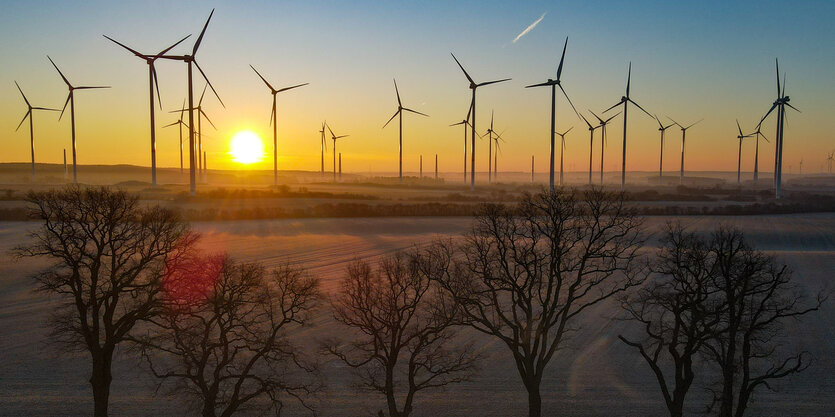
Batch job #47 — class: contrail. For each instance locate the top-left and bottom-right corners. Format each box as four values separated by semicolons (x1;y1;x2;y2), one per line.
513;12;546;43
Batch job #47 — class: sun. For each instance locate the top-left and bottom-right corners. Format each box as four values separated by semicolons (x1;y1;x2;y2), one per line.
229;130;265;164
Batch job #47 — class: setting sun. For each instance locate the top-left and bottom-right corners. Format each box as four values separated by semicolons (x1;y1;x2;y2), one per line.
229;130;265;164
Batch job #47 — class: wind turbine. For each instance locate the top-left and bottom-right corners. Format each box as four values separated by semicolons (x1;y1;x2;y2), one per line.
250;65;308;186
173;85;217;179
103;34;191;187
669;118;703;184
590;110;620;185
826;151;833;174
491;129;506;182
449;102;474;183
158;9;224;195
327;125;349;182
555;127;573;186
162;100;189;174
319;121;328;176
48;56;110;184
735;120;754;184
749;123;769;183
483;111;501;184
604;63;652;190
654;115;676;179
757;59;799;199
14;81;59;180
579;113;600;185
525;37;579;192
451;53;510;190
382;79;428;183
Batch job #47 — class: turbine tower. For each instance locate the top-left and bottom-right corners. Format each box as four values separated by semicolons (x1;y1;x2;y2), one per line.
491;129;506;182
14;81;58;180
48;56;110;184
327;125;349;182
103;34;191;187
555;127;573;186
669;118;703;184
757;59;799;199
319;121;328;176
450;102;474;183
451;53;510;190
483;111;502;184
525;37;579;192
579;113;600;185
749;123;768;183
250;65;308;186
654;115;675;179
735;120;753;184
158;9;224;195
382;79;428;183
604;63;652;190
590;110;620;185
162;100;189;174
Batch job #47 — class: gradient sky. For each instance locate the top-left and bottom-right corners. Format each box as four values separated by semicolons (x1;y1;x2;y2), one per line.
1;0;833;174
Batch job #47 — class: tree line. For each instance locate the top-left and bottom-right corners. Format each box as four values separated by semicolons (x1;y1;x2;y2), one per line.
15;186;824;417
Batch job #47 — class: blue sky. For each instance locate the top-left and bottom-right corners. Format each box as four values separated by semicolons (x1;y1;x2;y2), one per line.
1;0;833;173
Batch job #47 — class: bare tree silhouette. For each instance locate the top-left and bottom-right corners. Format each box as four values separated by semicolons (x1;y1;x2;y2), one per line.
323;253;479;417
706;226;823;417
134;256;321;417
15;186;195;417
619;223;721;417
427;188;646;417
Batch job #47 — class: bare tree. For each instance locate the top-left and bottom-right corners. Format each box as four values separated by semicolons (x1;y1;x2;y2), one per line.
15;186;195;417
135;256;321;417
619;223;721;417
706;226;823;417
324;253;479;417
427;188;645;417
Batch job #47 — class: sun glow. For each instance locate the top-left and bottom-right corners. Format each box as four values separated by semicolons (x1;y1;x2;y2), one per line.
229;130;265;164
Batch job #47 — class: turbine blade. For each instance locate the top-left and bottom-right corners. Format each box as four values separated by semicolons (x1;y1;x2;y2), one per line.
589;109;604;123
249;65;275;91
393;79;401;107
269;97;275;127
757;104;778;128
336;135;349;139
156;34;191;57
775;58;781;97
477;78;511;87
59;93;71;121
450;121;466;127
626;62;632;97
604;112;621;124
785;103;800;113
200;108;217;130
450;53;475;85
32;107;59;111
152;65;163;109
603;101;622;114
736;119;743;136
47;56;72;87
162;121;179;128
525;81;552;88
685;118;703;129
402;108;429;117
194;60;225;108
199;84;207;106
382;109;400;129
556;36;568;80
192;9;215;55
628;98;653;117
327;124;335;138
14;81;30;106
15;110;30;132
102;35;145;58
654;114;663;129
75;86;110;90
277;82;309;93
558;84;579;117
579;113;593;129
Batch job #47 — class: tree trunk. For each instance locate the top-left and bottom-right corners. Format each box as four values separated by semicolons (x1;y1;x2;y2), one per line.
90;352;113;417
526;379;542;417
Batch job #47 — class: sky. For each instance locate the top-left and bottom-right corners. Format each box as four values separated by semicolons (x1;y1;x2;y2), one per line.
1;0;833;174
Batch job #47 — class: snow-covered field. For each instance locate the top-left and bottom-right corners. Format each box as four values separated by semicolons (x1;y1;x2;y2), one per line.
1;215;833;416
